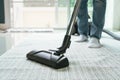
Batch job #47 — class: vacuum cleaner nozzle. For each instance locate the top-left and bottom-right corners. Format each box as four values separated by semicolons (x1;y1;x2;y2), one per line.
26;50;69;69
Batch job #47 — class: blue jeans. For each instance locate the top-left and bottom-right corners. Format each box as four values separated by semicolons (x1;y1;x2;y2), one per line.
77;0;106;39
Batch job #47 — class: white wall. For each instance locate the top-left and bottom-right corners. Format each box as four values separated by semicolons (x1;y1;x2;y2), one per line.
113;0;120;30
104;0;114;30
105;0;120;31
4;0;11;27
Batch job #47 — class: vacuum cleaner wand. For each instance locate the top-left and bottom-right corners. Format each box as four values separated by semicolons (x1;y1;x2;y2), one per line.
53;0;81;55
26;0;81;69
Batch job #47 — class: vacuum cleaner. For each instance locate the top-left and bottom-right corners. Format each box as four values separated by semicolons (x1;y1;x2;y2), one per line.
26;0;120;69
26;0;82;69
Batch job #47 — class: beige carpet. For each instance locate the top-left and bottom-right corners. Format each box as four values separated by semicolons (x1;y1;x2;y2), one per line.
0;33;120;80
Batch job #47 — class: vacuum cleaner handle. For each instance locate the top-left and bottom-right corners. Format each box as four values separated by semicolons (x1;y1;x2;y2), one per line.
54;0;81;55
66;0;81;36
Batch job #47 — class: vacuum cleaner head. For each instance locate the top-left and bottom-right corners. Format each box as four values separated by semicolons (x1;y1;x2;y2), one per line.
26;50;69;69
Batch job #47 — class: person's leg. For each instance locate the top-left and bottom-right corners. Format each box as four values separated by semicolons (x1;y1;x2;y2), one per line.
90;0;106;39
77;0;89;36
88;0;106;48
77;0;88;42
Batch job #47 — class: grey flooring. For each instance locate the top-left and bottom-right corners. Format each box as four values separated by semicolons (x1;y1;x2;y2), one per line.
0;32;120;80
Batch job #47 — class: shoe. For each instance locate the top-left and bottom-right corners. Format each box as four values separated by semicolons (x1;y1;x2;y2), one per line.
88;37;102;48
78;35;88;42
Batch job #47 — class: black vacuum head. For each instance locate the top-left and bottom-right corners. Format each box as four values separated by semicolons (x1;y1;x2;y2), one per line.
26;50;69;69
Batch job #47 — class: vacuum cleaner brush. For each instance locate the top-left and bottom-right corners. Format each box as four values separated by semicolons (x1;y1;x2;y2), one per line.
27;50;69;69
